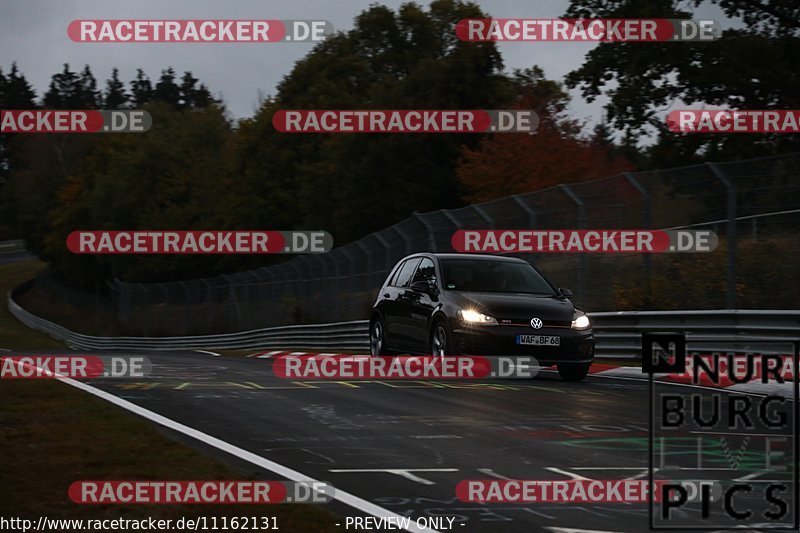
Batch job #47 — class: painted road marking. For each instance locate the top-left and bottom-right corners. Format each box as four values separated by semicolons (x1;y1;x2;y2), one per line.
545;526;620;533
194;349;221;357
545;467;591;481
8;358;440;533
255;350;284;358
477;468;512;480
329;468;459;486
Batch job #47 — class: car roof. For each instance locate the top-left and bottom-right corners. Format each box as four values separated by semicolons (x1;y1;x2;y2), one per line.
405;253;527;263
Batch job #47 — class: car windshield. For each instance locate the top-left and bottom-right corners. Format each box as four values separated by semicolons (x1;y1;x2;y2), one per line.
440;259;556;295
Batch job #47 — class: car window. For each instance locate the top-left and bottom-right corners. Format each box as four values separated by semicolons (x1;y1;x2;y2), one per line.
441;259;556;295
411;257;436;285
391;258;421;288
386;262;403;286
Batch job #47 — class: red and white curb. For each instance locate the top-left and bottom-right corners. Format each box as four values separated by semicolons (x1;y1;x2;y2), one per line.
247;351;335;359
587;363;794;396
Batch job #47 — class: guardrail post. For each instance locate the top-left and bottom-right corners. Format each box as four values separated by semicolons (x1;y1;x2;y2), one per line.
511;194;537;227
441;210;463;252
373;232;393;275
624;172;652;283
339;247;357;320
223;275;242;331
707;162;737;308
559;184;587;301
472;204;494;227
355;240;373;314
285;260;303;322
413;212;436;251
394;224;414;256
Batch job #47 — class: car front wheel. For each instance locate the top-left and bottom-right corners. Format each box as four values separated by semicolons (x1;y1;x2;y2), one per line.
370;318;389;356
557;362;591;382
430;320;452;357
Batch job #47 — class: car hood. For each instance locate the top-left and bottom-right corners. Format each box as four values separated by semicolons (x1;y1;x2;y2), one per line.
452;291;575;325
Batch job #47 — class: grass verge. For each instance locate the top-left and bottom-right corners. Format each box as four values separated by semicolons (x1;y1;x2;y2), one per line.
0;379;340;530
1;261;340;529
0;260;66;351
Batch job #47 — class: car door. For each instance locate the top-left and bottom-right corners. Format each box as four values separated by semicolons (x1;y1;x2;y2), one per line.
398;257;438;353
382;257;420;350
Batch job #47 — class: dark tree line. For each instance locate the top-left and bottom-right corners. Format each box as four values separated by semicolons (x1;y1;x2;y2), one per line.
564;0;800;166
0;63;220;255
3;0;795;288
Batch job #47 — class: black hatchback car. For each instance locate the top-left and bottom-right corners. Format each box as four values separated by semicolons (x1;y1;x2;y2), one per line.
369;253;595;381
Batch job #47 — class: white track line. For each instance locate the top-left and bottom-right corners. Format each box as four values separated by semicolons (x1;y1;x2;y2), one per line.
194;349;220;357
56;375;439;533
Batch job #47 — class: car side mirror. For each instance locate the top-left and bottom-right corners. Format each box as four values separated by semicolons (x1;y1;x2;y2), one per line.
410;279;437;296
559;287;573;298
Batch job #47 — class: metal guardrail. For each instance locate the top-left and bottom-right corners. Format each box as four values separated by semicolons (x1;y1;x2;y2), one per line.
0;240;25;251
590;309;800;358
8;286;370;351
8;285;799;357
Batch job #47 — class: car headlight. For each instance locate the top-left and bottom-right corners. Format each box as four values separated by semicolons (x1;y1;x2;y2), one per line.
458;309;498;326
571;311;591;330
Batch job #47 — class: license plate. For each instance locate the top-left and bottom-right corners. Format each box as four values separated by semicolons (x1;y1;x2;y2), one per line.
516;335;561;346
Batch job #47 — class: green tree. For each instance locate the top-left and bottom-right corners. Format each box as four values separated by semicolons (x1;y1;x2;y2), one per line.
3;63;37;108
237;0;510;242
45;102;235;285
130;68;153;106
43;64;101;109
154;68;181;109
178;71;215;110
564;0;800;164
103;68;128;109
0;63;37;238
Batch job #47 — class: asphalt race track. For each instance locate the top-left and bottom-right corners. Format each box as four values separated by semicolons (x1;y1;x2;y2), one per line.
68;351;795;533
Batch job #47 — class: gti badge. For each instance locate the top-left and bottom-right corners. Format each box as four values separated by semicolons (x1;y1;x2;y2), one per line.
530;317;543;329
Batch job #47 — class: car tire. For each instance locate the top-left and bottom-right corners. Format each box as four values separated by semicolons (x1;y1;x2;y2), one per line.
557;362;591;382
430;319;452;357
370;317;390;356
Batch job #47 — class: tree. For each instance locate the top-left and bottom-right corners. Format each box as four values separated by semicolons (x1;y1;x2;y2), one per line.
456;68;634;202
45;102;235;285
237;0;510;242
103;68;128;109
154;68;181;109
563;0;800;164
0;63;37;237
0;63;37;183
43;64;100;109
2;63;37;107
178;71;214;109
78;65;101;107
130;68;153;106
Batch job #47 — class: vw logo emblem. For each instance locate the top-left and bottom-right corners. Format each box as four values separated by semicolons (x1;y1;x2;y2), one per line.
530;317;543;329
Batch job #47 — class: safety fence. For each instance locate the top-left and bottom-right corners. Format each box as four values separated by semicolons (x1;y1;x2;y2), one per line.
18;152;800;335
98;152;800;335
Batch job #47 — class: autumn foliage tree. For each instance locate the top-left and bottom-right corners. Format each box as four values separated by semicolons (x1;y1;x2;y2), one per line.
457;68;633;203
